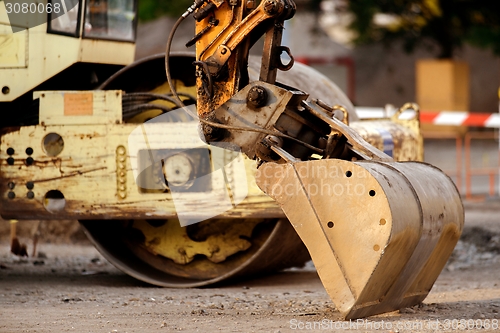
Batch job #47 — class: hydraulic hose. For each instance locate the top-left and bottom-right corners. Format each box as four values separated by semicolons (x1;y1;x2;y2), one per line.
165;0;206;108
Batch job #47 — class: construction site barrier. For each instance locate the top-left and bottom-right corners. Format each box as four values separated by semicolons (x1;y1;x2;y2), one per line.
357;108;500;128
421;111;500;128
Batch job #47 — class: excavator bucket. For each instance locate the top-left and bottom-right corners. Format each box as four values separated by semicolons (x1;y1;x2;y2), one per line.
256;158;464;319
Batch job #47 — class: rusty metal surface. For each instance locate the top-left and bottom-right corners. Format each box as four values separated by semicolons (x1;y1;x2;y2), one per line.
0;118;422;221
0;104;421;221
248;57;359;122
255;158;463;319
0;122;284;220
194;0;246;116
194;0;295;118
259;22;284;84
210;81;307;157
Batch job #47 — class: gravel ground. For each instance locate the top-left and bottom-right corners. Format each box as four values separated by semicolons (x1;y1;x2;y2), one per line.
0;201;499;333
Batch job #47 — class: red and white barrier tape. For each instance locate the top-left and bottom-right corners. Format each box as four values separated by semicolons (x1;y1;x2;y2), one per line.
420;111;500;128
356;107;500;128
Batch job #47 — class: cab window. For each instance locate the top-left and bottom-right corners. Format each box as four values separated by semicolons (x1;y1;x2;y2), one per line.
47;0;82;37
84;0;136;42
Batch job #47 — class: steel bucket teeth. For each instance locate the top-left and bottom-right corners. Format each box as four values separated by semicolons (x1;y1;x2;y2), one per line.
256;159;464;319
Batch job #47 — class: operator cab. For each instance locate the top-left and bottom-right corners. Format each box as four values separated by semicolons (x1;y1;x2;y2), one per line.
48;0;137;42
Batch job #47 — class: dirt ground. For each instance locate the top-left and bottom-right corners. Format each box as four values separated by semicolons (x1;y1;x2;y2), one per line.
0;201;499;333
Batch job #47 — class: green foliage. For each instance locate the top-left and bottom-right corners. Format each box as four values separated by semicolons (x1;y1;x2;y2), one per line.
346;0;500;58
138;0;193;21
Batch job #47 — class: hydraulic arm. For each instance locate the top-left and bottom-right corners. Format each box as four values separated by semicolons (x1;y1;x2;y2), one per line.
0;0;463;319
175;0;464;319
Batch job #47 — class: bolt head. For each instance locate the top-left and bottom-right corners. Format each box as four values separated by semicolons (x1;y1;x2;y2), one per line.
202;120;226;142
247;86;268;108
263;0;283;15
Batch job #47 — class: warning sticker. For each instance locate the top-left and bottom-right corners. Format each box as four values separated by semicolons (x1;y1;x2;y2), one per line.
64;93;93;116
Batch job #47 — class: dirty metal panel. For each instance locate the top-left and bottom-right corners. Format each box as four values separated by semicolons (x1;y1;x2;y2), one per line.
0;120;422;220
212;81;307;159
35;90;122;125
1;98;425;222
0;123;283;220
